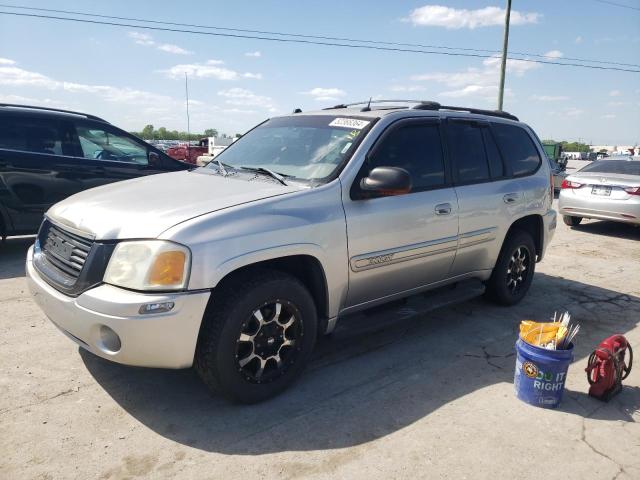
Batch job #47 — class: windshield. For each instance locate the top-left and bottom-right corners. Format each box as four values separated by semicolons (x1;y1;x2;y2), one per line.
206;115;374;182
579;160;640;176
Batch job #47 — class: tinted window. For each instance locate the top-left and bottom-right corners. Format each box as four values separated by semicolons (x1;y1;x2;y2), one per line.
483;128;505;178
368;123;445;190
448;122;490;183
75;124;148;164
580;160;640;176
492;124;541;176
0;115;64;155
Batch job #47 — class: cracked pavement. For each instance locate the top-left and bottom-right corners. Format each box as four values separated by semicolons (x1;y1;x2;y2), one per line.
1;197;639;480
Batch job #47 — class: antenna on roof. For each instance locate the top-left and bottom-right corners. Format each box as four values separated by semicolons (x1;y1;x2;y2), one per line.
361;97;373;112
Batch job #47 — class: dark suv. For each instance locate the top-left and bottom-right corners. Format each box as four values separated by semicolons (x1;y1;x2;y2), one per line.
0;104;190;239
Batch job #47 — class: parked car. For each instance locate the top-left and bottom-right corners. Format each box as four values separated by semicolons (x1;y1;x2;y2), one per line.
26;100;556;403
559;157;640;226
548;157;567;192
0;104;190;239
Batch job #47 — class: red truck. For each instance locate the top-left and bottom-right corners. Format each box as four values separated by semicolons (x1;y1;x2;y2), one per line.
166;138;208;165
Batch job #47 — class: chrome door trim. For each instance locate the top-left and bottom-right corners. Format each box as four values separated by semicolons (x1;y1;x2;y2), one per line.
457;227;497;249
350;235;458;272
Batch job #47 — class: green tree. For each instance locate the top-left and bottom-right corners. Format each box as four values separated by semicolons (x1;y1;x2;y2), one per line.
140;124;154;139
204;128;218;137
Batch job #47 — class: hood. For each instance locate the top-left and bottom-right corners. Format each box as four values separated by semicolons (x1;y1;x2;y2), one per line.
47;170;302;239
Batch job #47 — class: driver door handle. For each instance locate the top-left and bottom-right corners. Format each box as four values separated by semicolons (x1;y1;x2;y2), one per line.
435;203;452;215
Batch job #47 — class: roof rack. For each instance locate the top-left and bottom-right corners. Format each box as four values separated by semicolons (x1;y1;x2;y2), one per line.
322;99;519;121
0;103;108;123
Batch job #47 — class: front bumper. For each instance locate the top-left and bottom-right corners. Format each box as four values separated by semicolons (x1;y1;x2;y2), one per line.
26;246;211;369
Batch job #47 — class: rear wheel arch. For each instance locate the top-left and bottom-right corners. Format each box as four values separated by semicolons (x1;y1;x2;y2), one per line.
505;214;543;260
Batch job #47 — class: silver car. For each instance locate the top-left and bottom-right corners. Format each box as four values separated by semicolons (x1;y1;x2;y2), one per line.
559;158;640;226
26;101;556;403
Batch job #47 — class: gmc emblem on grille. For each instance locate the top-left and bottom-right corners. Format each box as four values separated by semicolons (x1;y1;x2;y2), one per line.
49;238;74;261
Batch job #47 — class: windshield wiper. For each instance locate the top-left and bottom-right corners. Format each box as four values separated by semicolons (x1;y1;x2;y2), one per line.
239;167;289;186
215;158;229;176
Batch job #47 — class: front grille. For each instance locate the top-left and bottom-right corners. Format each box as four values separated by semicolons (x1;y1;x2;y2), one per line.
41;221;94;281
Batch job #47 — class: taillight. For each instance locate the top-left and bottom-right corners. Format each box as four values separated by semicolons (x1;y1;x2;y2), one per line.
624;186;640;196
561;179;583;189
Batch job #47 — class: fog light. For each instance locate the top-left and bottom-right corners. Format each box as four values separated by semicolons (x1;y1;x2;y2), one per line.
98;325;121;353
139;301;175;315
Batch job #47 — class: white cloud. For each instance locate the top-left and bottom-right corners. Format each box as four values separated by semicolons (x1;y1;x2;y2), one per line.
128;31;155;46
551;107;583;117
157;44;193;55
575;36;583;44
409;55;539;100
405;5;540;29
609;90;621;97
607;101;625;107
301;87;347;102
441;85;500;98
218;87;276;111
0;58;16;65
245;51;262;58
163;61;260;81
389;85;427;93
0;58;180;108
530;94;570;101
603;113;616;119
544;50;563;59
128;31;193;55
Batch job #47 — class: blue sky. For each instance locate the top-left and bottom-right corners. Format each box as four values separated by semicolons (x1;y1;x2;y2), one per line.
1;1;639;144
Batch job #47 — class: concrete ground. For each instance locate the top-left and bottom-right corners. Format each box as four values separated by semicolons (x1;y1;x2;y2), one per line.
1;201;639;480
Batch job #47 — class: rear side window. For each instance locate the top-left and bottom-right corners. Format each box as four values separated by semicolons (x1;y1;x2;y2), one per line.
492;124;541;176
0;115;64;155
448;122;490;183
367;122;445;191
482;129;505;178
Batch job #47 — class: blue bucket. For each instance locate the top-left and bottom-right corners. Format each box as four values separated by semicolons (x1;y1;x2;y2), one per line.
514;338;574;408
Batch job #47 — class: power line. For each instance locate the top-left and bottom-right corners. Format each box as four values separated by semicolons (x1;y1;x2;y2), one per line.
593;0;640;11
1;10;639;73
1;3;639;69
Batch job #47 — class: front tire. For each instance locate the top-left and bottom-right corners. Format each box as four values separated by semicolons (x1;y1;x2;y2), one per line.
485;230;536;306
195;269;317;403
563;215;583;227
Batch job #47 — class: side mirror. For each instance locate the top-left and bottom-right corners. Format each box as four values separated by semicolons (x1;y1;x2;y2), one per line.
148;151;161;167
360;166;412;196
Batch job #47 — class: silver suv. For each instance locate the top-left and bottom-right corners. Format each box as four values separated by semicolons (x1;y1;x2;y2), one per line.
26;100;556;403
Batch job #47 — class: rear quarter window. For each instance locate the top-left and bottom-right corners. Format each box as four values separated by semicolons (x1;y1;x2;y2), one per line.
0;115;63;155
492;123;541;177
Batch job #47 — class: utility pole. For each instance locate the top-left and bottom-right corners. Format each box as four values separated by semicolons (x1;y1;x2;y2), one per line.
185;72;191;160
497;0;512;111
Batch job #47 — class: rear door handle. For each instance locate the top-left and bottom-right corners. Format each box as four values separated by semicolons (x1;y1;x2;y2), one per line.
435;203;452;215
503;193;520;204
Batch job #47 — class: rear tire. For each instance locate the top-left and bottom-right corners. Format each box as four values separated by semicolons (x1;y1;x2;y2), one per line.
563;215;582;227
195;269;317;404
485;230;536;306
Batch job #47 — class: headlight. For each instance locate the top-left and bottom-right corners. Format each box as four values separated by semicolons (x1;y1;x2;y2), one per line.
104;241;191;291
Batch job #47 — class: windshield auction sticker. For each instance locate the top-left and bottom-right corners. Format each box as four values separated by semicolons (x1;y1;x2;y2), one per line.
329;118;371;130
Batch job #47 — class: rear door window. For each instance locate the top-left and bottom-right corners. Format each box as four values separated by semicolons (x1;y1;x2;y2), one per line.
0;115;64;155
447;121;490;184
492;123;541;176
367;122;446;191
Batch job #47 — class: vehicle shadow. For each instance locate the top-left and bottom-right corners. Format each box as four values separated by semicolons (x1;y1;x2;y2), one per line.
0;236;34;280
80;272;640;454
571;220;640;241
